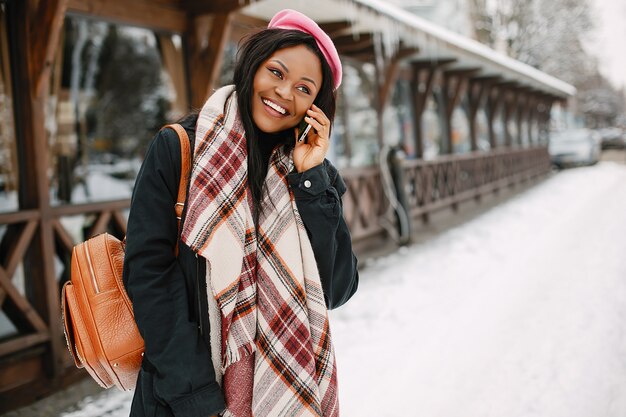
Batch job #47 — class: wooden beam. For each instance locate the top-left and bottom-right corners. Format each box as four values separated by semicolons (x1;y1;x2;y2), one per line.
444;67;481;77
88;211;112;237
496;80;519;89
515;92;528;146
187;13;233;108
14;1;66;379
0;350;46;399
0;332;49;357
467;80;488;151
52;199;130;217
0;268;48;332
67;0;187;33
470;75;501;83
112;211;128;236
319;21;352;37
52;219;76;254
412;65;438;116
502;88;518;147
0;361;86;414
30;0;68;98
379;48;419;108
347;50;376;62
182;0;252;15
158;34;189;118
444;72;469;120
232;12;268;29
526;95;537;144
0;209;39;223
411;65;438;158
410;58;456;68
333;33;374;54
5;220;38;279
485;84;506;148
440;71;469;154
467;80;487;119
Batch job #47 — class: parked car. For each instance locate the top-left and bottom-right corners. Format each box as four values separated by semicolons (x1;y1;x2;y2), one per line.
597;127;626;149
549;129;601;168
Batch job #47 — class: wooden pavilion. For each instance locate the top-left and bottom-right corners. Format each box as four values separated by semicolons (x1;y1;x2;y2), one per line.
0;0;574;411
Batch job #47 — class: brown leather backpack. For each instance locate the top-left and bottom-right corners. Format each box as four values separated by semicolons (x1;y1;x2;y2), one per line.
61;124;191;391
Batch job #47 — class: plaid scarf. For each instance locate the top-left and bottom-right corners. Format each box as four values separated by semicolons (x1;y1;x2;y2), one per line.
181;86;339;417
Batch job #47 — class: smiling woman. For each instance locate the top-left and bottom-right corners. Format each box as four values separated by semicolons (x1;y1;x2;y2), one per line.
251;45;322;133
123;9;358;417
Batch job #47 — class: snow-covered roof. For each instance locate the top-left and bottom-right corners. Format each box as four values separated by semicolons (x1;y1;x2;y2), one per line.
242;0;576;98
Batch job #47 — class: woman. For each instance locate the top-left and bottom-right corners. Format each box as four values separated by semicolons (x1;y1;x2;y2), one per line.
123;9;358;417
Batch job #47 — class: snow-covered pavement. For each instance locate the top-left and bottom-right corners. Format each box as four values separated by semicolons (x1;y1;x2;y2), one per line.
58;161;626;417
333;161;626;417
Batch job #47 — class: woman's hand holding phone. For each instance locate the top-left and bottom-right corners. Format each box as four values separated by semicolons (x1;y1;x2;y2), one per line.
293;104;330;173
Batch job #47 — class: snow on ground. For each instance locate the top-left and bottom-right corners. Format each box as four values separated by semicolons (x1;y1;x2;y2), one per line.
58;161;626;417
333;161;626;417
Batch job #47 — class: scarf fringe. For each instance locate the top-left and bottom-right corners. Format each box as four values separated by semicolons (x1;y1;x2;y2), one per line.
222;341;255;371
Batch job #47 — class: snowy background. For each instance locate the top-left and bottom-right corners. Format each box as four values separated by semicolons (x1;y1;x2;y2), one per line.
56;160;626;417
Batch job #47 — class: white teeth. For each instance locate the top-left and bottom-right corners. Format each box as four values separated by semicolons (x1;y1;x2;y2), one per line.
263;99;287;115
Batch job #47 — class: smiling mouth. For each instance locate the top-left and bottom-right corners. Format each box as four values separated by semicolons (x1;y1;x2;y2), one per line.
262;98;289;116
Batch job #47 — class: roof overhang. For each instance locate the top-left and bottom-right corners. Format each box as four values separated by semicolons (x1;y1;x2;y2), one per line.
241;0;576;98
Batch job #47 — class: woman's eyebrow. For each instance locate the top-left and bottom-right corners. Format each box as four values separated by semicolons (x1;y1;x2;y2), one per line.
271;59;317;87
271;59;289;73
301;77;317;87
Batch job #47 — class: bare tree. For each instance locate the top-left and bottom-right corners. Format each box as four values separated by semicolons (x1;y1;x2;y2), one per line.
469;0;623;124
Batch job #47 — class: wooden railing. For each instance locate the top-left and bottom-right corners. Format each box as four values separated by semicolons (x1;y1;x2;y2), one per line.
340;166;388;242
404;146;549;218
0;146;550;411
341;146;551;242
0;199;129;410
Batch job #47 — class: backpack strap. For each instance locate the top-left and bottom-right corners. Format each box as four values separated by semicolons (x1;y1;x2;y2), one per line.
162;123;191;255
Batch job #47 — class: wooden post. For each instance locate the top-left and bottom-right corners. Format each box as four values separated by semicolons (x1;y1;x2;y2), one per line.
373;61;385;148
375;47;418;146
526;94;537;144
537;97;554;143
158;34;190;118
467;79;487;151
469;76;500;151
501;86;518;147
186;12;233;109
515;91;528;146
486;84;506;149
410;64;437;159
442;69;473;154
12;0;68;381
379;48;418;110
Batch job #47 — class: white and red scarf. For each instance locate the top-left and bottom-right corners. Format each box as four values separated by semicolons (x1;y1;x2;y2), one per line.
181;85;339;417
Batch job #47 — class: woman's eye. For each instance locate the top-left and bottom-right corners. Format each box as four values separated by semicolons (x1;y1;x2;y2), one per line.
297;86;311;95
269;68;282;79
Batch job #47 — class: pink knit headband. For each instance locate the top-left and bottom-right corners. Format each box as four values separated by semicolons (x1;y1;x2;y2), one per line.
268;9;342;90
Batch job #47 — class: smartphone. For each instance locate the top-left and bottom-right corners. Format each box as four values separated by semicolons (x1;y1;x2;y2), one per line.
297;118;312;143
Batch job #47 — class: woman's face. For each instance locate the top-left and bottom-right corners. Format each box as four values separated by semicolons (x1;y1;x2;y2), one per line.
251;44;323;134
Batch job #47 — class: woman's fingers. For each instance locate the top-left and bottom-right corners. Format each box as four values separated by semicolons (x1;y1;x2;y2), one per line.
304;116;324;138
304;107;329;146
306;105;329;130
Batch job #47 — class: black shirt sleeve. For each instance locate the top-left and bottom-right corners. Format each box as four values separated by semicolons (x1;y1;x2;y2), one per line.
287;160;359;309
122;128;225;416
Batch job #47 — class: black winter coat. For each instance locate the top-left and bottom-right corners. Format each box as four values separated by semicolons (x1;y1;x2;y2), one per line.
122;117;359;417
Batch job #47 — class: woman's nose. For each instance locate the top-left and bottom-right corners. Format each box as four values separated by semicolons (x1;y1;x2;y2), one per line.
275;83;293;100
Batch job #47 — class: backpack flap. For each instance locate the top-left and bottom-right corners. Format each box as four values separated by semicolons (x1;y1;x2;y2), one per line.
61;281;83;369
